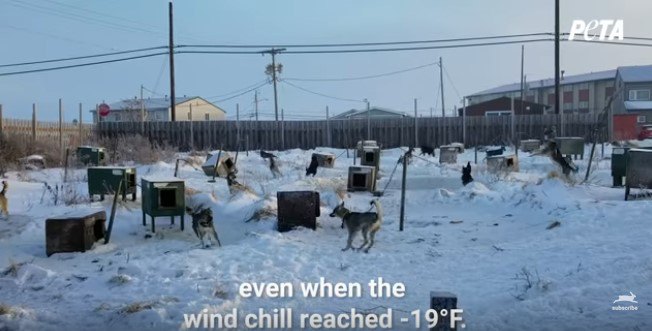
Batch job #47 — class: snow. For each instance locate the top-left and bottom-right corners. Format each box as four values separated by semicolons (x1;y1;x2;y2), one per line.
0;145;651;331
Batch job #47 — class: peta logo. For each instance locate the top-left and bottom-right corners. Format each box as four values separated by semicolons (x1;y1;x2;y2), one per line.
568;20;624;41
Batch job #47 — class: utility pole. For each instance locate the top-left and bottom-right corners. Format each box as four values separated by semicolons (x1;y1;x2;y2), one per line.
365;99;371;140
140;84;145;134
168;1;176;122
439;57;445;117
554;0;560;115
254;90;260;147
414;99;418;147
262;48;285;122
520;45;525;114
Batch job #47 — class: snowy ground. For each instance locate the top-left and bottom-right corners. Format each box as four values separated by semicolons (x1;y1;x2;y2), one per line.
0;144;651;331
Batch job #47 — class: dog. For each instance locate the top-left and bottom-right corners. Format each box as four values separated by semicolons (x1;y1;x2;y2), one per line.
306;155;319;177
420;145;435;157
260;150;277;159
329;200;383;253
186;206;221;248
462;162;474;186
533;141;578;176
0;181;7;219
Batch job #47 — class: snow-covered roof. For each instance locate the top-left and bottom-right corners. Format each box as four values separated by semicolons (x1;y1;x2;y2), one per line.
617;65;652;83
624;101;652;110
469;69;616;97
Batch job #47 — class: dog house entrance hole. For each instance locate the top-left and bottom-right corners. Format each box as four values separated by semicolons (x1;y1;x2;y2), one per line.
365;152;374;163
506;158;514;167
224;158;234;169
158;188;177;208
127;173;136;187
353;173;367;187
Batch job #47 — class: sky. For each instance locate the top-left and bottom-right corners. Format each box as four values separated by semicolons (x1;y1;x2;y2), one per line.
1;0;651;121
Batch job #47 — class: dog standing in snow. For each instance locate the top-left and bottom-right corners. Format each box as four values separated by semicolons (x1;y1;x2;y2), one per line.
186;206;221;248
0;181;8;219
306;155;319;177
420;145;435;157
329;200;383;253
461;162;474;186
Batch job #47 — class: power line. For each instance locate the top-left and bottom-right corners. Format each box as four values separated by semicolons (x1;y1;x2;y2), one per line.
442;64;462;101
209;82;269;103
205;79;269;99
177;32;553;49
285;62;438;82
0;46;167;68
282;80;366;103
0;23;118;51
0;52;167;77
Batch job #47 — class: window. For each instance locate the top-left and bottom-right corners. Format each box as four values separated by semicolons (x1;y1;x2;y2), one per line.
563;91;574;111
579;89;589;102
485;111;512;116
205;113;210;121
629;89;651;101
578;101;589;110
638;116;647;123
547;93;556;106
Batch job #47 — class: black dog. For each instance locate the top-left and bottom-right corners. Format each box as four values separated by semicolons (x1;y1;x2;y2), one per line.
420;145;435;157
306;155;319;177
462;162;474;186
260;150;277;159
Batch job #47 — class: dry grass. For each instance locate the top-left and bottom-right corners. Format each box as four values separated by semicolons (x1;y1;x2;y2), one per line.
108;274;132;285
91;134;176;165
0;303;16;316
118;301;156;314
0;133;67;175
246;204;277;222
2;260;26;277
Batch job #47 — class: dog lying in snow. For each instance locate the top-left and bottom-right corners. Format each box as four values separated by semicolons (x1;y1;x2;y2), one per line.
185;206;221;248
329;200;383;253
306;155;319;177
461;162;474;186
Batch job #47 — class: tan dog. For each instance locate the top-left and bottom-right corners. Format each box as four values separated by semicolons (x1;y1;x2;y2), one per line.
0;181;8;219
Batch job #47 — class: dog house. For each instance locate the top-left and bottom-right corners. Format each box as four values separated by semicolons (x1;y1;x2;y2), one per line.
486;154;519;173
486;147;505;157
76;146;106;166
520;139;541;153
449;142;465;153
312;153;335;168
359;146;381;171
555;137;585;160
46;210;106;257
430;291;458;331
439;146;458;164
276;191;320;232
355;140;378;157
202;151;236;178
624;149;652;200
141;178;185;232
87;167;137;201
347;166;377;192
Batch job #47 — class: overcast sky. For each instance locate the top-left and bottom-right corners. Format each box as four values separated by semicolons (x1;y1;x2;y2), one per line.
1;0;650;121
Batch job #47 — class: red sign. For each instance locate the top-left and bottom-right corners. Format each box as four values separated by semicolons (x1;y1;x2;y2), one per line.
98;103;110;117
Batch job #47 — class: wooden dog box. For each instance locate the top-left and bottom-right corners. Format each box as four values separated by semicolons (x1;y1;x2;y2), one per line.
141;177;185;232
87;167;137;201
555;137;585;160
439;147;458;164
46;210;106;257
202;151;236;178
487;154;519;173
430;291;458;331
277;191;320;232
347;166;377;192
313;153;335;168
520;139;541;153
625;149;652;200
359;147;381;171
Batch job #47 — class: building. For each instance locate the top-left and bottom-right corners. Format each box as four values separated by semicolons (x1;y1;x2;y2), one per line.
91;96;226;123
612;65;652;139
467;70;616;114
459;96;550;116
331;107;411;120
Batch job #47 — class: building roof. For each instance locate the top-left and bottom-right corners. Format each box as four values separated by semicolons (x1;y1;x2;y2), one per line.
90;96;224;113
617;65;652;83
469;69;616;97
331;107;410;119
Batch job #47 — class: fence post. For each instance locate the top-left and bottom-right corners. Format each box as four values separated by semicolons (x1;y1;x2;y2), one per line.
31;103;37;147
281;108;285;150
510;97;515;145
78;103;83;146
0;104;3;137
462;98;466;145
326;106;331;147
189;103;194;151
414;98;418;147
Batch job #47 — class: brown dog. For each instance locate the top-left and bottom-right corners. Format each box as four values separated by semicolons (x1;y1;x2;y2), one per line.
0;181;8;219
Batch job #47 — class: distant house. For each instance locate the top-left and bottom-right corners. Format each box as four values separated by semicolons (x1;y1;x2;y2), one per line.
612;64;652;139
331;107;411;120
91;96;226;123
459;96;550;117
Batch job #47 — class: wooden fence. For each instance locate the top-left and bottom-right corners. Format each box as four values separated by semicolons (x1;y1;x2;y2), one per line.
0;117;94;150
97;113;608;151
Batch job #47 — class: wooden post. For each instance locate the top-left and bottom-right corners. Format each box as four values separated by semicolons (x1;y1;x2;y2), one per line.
462;98;466;146
326;106;331;147
189;103;194;151
510;97;515;146
78;103;83;146
399;149;408;231
414;98;418;147
31;103;37;147
59;99;64;163
104;179;124;244
0;104;3;137
281;108;285;150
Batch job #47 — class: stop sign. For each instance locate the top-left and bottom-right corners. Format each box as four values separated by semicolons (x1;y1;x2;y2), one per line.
98;103;110;117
